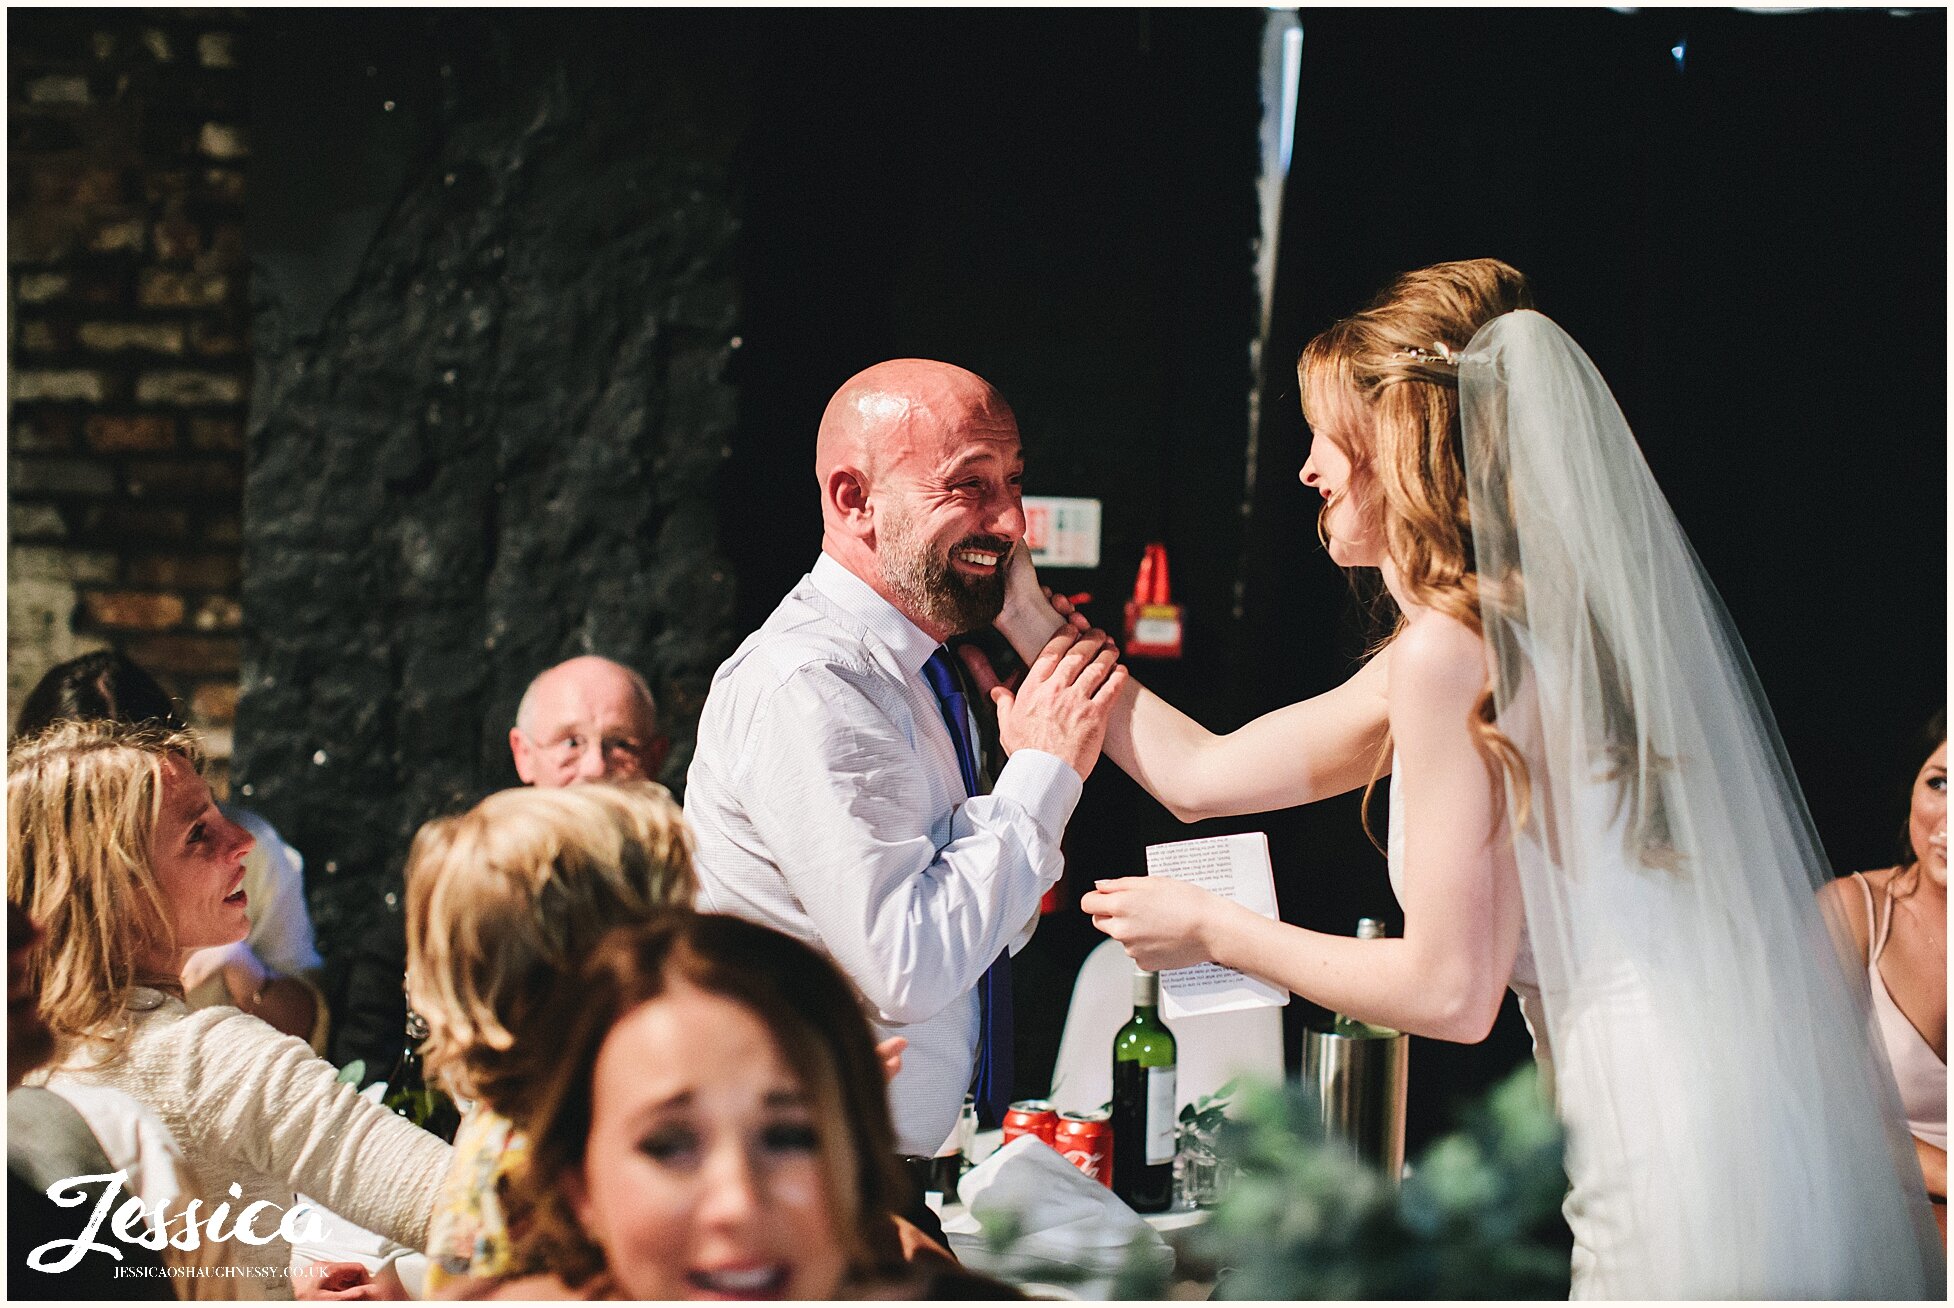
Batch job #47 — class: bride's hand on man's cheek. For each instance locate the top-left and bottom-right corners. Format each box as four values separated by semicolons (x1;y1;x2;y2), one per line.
1080;876;1219;971
1003;542;1045;609
1006;543;1093;629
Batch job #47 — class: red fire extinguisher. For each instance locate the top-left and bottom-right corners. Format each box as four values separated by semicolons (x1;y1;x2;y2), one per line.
1123;542;1184;660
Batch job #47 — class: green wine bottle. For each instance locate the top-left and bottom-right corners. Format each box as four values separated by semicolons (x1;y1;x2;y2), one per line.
1331;918;1401;1040
382;1008;461;1142
1111;969;1178;1212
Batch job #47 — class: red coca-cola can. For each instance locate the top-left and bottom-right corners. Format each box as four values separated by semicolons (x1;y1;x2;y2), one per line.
1054;1109;1113;1187
1002;1099;1059;1148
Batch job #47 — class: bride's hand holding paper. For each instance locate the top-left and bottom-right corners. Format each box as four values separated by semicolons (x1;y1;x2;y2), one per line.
1081;876;1236;972
1086;833;1289;1017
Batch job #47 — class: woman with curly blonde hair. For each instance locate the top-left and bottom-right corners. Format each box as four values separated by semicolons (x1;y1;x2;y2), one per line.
8;720;450;1299
990;259;1941;1295
410;785;943;1296
404;781;698;1292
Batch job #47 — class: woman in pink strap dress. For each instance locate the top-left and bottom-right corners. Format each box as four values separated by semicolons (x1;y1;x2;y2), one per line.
1824;718;1947;1240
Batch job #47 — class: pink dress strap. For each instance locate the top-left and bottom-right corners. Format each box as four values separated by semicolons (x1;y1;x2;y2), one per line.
1854;872;1946;1151
1854;871;1877;959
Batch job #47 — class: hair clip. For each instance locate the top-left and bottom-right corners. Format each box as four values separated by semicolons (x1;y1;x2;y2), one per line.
1393;341;1462;368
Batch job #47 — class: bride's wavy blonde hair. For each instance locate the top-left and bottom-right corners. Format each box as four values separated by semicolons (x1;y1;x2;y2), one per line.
1298;259;1535;838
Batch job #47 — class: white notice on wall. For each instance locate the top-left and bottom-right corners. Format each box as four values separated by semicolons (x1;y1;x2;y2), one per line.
1022;496;1101;569
1145;832;1290;1019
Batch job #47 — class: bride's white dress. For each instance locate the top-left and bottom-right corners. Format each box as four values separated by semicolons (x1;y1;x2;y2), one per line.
1380;307;1947;1298
1388;728;1938;1299
1388;755;1689;1298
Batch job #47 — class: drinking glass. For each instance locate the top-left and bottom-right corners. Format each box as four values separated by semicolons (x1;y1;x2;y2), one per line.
1176;1118;1223;1208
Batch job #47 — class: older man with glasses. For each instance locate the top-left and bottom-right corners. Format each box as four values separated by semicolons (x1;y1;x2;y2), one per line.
508;655;670;788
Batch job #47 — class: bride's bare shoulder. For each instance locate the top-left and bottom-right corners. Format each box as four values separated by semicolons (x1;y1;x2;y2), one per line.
1387;613;1488;704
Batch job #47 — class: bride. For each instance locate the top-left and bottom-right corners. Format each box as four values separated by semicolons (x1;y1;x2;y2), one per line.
985;260;1942;1297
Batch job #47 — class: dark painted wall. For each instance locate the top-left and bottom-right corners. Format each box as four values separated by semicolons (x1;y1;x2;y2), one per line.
240;12;745;943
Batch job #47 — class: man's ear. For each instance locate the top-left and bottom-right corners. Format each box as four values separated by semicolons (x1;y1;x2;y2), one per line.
509;727;538;784
826;466;873;538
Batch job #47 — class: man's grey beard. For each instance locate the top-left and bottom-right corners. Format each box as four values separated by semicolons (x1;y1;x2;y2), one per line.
880;519;1008;636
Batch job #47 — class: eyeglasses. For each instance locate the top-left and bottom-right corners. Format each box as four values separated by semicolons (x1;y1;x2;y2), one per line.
520;730;649;768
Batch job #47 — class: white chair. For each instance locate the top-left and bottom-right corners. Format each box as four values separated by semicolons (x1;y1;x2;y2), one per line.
1048;937;1286;1116
1048;937;1138;1113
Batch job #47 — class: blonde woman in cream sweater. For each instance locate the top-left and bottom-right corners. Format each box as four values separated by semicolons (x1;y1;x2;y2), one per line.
9;720;451;1300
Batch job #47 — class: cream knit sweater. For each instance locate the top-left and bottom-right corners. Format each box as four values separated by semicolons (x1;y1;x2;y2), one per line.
43;988;451;1299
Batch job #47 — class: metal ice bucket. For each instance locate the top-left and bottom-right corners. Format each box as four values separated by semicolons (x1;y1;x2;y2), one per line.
1302;1022;1409;1181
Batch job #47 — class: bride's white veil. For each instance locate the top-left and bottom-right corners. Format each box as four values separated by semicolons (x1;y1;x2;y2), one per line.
1458;310;1942;1296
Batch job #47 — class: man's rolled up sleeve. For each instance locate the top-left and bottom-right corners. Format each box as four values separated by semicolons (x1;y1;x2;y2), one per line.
737;663;1070;1027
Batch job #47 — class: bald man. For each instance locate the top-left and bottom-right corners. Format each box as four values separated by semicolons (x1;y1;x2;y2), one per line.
686;360;1124;1175
509;655;669;787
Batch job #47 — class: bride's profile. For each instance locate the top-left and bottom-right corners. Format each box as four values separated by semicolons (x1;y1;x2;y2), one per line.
987;259;1943;1296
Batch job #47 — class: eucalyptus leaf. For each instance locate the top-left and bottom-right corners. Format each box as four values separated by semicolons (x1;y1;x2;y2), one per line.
1160;1065;1569;1300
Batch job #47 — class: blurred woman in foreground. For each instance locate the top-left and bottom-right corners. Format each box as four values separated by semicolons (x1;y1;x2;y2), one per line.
457;913;1012;1300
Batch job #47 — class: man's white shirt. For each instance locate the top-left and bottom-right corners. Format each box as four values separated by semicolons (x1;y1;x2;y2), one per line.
685;552;1081;1155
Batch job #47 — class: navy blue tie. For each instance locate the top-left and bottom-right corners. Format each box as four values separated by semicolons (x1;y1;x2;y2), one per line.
921;647;1014;1129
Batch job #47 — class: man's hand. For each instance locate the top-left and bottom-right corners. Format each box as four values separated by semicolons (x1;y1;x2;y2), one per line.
1042;586;1094;634
975;629;1125;779
181;939;258;998
292;1261;407;1301
875;1035;907;1083
184;939;319;1043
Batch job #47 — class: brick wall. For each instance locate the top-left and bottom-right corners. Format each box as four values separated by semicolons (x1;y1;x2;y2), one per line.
8;10;249;782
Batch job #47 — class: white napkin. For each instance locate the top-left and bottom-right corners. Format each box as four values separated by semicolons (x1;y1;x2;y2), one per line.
941;1134;1174;1281
291;1192;427;1297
